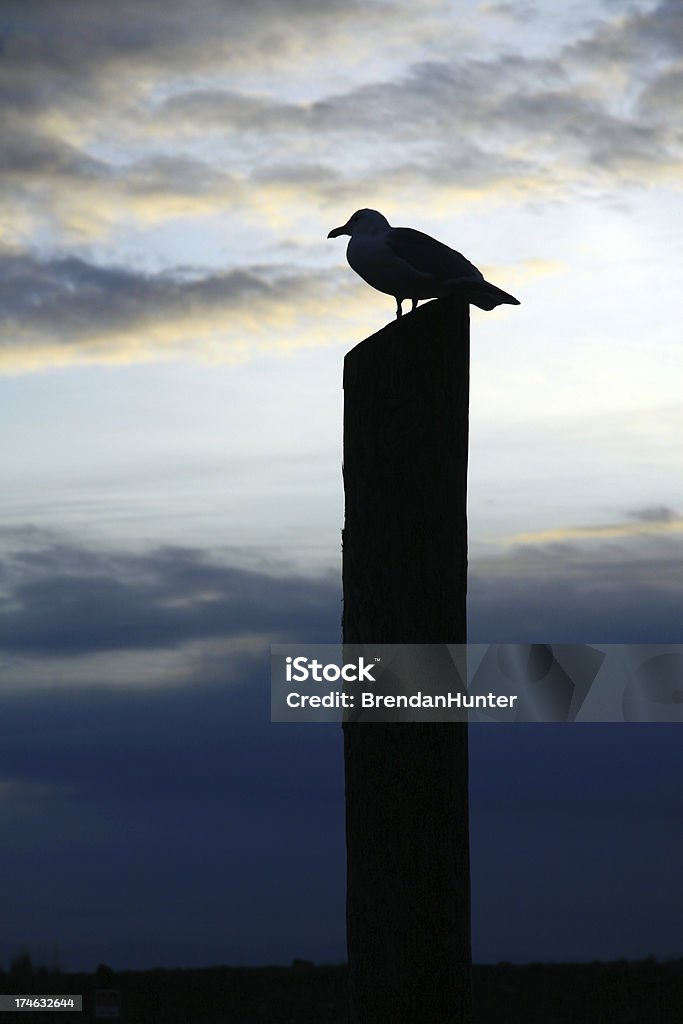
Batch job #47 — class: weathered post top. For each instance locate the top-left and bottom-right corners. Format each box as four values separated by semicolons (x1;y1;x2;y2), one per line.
343;294;469;645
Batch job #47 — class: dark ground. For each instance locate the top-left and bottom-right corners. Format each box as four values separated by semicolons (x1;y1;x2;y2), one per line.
1;957;681;1022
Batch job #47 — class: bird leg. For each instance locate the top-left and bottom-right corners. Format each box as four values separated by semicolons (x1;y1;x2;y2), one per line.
395;298;403;318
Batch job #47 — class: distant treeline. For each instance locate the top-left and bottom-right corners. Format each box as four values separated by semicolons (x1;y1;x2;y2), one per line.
0;955;681;1022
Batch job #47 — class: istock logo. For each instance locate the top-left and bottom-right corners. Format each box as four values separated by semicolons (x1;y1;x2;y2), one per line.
285;656;378;683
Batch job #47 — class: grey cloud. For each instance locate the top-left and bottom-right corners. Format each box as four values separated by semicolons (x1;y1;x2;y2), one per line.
639;66;683;116
251;157;492;209
627;505;677;523
0;528;340;657
0;251;335;353
152;58;557;196
3;523;682;666
469;534;683;643
483;1;538;18
3;3;680;244
396;60;668;175
0;0;379;111
158;48;677;190
0;129;108;180
569;0;683;70
125;155;240;198
495;88;662;166
0;0;393;223
159;56;562;137
564;0;683;138
251;162;343;187
158;89;277;130
1;125;243;206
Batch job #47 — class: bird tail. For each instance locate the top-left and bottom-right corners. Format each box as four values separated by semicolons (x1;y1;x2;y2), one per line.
447;278;520;311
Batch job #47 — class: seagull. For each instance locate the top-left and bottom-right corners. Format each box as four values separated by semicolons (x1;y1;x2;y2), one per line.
328;208;520;318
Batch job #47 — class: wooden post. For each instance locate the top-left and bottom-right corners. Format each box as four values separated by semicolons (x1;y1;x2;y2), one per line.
342;295;471;1024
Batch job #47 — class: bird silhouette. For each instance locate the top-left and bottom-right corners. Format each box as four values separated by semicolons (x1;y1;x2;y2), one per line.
328;208;520;318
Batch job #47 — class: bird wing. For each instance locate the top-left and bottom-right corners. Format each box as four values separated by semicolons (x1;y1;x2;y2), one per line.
386;227;485;284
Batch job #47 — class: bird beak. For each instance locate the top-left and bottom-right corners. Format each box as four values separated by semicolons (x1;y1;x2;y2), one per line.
327;223;349;238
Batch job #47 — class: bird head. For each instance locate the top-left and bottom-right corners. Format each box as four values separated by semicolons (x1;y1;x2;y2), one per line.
327;209;390;238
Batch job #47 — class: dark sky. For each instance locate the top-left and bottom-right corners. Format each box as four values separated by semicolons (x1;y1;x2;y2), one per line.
1;530;681;972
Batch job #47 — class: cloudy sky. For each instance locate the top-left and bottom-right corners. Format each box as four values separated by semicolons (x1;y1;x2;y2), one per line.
1;0;682;972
